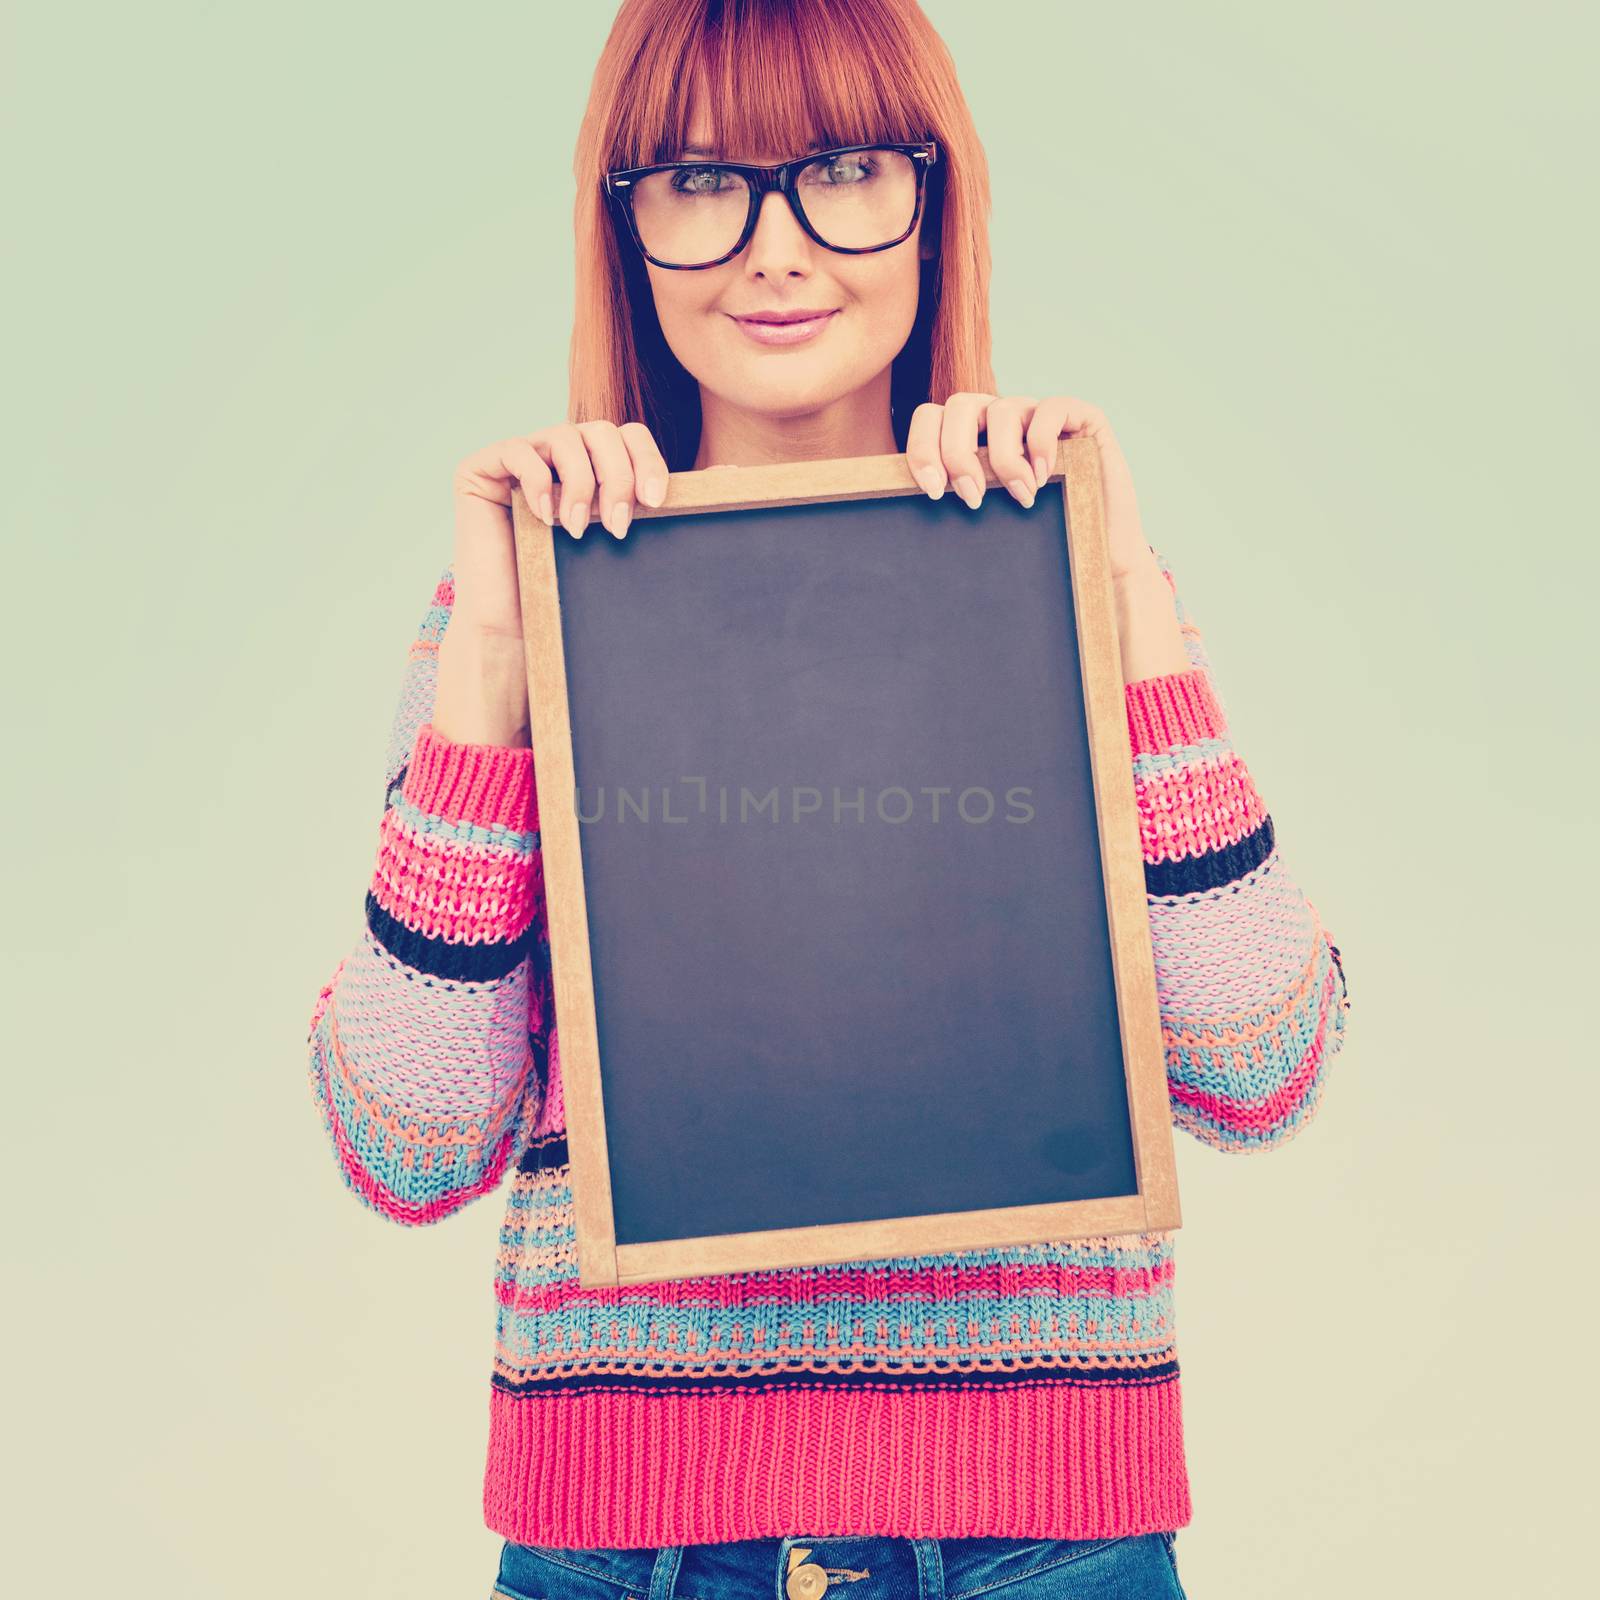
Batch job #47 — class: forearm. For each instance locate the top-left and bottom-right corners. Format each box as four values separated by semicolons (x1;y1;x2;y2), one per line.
1126;544;1352;1153
1114;558;1192;685
433;624;532;748
306;563;548;1225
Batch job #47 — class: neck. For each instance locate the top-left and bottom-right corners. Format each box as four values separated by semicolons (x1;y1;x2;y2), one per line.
691;367;898;470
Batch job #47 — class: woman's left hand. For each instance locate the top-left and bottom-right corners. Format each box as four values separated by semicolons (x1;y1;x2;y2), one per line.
906;393;1159;584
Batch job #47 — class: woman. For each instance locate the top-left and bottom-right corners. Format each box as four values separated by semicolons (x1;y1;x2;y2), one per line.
306;2;1351;1596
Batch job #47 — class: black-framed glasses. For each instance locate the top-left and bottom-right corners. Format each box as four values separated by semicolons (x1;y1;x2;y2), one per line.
603;140;939;270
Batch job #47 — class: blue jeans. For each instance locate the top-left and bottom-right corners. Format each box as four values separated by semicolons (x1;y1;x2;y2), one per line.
494;1529;1188;1599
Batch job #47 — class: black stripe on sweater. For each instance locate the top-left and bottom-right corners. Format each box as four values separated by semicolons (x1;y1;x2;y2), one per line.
517;1131;567;1175
366;889;534;984
1143;813;1275;899
491;1358;1180;1398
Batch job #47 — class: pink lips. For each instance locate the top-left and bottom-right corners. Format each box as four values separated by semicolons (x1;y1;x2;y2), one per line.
729;308;840;346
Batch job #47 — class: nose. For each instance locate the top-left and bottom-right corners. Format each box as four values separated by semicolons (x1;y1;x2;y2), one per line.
742;187;815;275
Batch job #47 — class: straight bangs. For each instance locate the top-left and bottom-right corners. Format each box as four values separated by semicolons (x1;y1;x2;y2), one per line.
612;1;935;167
571;0;995;471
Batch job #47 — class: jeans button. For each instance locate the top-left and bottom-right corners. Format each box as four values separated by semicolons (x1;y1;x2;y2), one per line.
785;1548;830;1600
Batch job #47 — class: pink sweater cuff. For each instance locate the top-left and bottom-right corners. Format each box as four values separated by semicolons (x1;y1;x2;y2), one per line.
402;722;537;830
1124;668;1228;755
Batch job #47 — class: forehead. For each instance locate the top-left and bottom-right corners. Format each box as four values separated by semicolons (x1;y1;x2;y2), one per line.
638;20;920;169
682;108;823;164
676;71;851;164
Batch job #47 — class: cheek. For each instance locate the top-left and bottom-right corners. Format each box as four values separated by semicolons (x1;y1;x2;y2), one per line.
852;256;923;343
645;270;730;365
647;273;699;335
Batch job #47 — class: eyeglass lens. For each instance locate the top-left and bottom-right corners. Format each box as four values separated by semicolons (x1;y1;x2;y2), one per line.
629;149;918;265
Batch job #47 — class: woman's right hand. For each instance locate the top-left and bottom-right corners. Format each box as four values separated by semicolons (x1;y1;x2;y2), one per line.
431;421;670;747
448;420;672;635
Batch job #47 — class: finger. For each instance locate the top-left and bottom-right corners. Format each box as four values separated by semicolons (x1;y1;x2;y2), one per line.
1056;399;1144;570
904;402;948;498
1023;397;1075;491
576;420;637;539
450;447;529;635
983;395;1038;507
939;391;997;509
544;423;597;539
452;440;523;510
501;436;556;526
618;421;671;509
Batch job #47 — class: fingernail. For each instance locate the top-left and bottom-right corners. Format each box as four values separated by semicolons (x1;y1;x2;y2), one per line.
640;476;667;507
1032;456;1051;491
569;500;589;536
953;475;982;509
911;464;945;499
1007;477;1035;508
604;501;631;538
538;491;554;524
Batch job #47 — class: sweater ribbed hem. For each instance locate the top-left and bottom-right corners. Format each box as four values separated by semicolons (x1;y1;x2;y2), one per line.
482;1377;1191;1548
1124;668;1227;755
402;722;536;830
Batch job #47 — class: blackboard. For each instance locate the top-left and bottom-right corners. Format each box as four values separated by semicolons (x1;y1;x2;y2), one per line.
512;438;1178;1287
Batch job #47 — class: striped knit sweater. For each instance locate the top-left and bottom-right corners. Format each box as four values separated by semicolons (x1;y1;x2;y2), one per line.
306;543;1350;1549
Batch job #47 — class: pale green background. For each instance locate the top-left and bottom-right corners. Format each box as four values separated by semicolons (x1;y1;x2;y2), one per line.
8;1;1594;1594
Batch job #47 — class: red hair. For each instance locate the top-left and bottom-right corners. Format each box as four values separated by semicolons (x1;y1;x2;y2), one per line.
568;0;996;469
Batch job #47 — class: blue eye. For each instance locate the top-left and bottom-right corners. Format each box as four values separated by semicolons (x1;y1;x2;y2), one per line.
807;154;878;186
670;165;738;194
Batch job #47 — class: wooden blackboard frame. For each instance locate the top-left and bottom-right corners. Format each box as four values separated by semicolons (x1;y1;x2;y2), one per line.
510;435;1179;1288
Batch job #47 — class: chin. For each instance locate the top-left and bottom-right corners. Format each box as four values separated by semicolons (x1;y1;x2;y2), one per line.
718;369;847;414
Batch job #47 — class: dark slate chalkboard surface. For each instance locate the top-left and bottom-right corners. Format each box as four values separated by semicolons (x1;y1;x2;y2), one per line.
551;486;1134;1249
